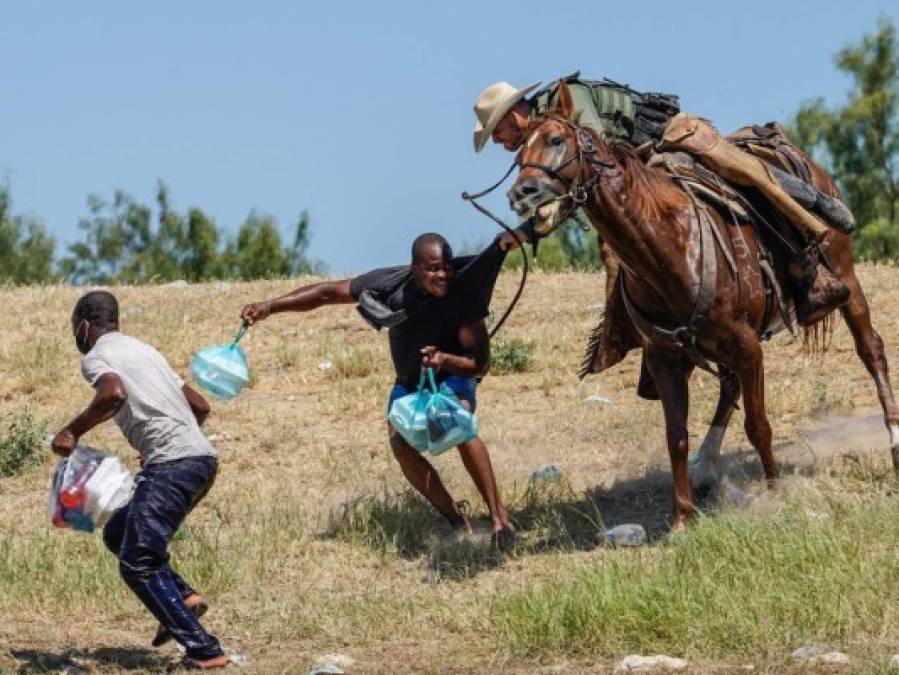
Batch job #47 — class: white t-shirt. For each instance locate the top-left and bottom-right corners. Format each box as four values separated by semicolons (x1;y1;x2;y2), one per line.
81;332;217;466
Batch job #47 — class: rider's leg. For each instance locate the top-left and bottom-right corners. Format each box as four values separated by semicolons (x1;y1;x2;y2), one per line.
658;113;849;325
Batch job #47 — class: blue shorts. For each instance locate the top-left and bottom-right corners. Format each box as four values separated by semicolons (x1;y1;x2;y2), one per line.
387;375;478;415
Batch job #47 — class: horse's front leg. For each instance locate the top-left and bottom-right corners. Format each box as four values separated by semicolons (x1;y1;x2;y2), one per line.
731;328;779;484
691;367;741;496
645;346;696;531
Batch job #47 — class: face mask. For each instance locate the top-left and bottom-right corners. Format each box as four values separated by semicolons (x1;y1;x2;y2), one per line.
75;319;91;354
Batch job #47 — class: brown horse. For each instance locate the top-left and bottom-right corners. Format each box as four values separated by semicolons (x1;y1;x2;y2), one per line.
508;81;899;530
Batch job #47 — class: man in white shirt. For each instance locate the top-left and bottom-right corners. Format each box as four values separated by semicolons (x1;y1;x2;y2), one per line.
52;291;228;670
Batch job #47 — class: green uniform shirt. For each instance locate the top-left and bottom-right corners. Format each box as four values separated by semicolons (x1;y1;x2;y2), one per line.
529;81;636;143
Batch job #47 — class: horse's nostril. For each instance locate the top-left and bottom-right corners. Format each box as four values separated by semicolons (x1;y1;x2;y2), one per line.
521;184;539;195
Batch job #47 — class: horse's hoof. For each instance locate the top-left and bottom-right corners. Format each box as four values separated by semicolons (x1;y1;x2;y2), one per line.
689;462;720;498
669;520;688;536
692;479;718;503
891;444;899;474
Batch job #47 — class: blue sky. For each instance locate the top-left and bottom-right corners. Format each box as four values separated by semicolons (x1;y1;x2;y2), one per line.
2;1;896;275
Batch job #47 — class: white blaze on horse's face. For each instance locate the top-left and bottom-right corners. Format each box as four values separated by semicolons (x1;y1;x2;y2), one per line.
508;120;574;218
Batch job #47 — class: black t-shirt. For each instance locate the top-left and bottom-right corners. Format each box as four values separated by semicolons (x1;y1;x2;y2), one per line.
349;239;508;388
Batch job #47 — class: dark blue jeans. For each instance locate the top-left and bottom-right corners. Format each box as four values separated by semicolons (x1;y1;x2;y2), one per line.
103;455;222;660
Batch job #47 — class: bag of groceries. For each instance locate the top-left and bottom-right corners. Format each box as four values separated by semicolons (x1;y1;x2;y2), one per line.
388;368;478;455
49;444;134;533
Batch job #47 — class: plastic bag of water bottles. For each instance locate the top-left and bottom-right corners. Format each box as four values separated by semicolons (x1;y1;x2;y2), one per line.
48;444;134;533
191;322;250;401
388;368;478;455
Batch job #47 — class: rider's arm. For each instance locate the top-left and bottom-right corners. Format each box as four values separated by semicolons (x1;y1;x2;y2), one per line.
241;279;354;324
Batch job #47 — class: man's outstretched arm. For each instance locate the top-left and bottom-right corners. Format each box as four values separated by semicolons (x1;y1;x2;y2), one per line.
51;372;128;456
241;279;355;325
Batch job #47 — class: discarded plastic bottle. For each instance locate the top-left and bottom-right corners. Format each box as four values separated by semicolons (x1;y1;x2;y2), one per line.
604;523;647;547
60;461;98;509
529;465;564;484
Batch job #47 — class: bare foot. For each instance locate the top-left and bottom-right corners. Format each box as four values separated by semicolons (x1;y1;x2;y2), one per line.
491;526;517;552
453;501;474;534
193;655;230;669
152;595;209;647
169;654;230;671
184;593;205;610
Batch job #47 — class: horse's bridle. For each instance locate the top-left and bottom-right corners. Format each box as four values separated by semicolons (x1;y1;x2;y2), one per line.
515;115;614;221
457;116;611;339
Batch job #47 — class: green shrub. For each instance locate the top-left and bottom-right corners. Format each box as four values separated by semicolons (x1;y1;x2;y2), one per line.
0;411;46;477
490;338;535;374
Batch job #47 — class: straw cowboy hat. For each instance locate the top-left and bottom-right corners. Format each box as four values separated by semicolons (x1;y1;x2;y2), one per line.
472;80;541;152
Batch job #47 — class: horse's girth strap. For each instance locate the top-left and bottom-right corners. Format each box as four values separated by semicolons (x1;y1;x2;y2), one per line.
620;202;719;376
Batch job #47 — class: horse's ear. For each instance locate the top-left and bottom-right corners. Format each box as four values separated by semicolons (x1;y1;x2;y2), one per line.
556;80;574;119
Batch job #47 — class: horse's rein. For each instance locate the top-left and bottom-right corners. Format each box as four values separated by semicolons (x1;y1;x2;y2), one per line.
460;117;611;339
461;175;528;340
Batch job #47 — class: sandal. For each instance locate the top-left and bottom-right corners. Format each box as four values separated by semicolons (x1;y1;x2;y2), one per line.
153;599;209;647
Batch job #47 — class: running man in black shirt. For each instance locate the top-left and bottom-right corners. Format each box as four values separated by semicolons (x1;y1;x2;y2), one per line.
241;231;525;543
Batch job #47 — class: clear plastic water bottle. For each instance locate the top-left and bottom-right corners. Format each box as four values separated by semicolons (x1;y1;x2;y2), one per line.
604;523;647;547
529;465;564;484
60;461;98;509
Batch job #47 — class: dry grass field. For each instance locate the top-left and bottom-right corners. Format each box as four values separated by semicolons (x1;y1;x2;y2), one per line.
3;264;899;673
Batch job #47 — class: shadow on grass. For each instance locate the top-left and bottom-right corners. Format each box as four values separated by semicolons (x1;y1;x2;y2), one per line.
9;647;168;673
324;467;689;580
324;445;825;580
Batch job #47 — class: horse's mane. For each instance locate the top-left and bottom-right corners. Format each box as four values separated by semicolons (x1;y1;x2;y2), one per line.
607;141;690;223
528;114;689;224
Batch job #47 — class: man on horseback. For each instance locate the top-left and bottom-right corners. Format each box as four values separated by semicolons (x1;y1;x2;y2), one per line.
504;80;899;530
472;73;856;328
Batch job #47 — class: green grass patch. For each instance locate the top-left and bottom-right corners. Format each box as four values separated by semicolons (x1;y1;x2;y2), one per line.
493;480;899;660
0;411;46;477
490;338;535;375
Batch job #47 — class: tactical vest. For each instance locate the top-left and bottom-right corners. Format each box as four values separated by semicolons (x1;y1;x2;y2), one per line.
530;71;680;146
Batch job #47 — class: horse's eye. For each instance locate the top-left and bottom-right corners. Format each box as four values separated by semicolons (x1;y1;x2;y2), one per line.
550;136;565;147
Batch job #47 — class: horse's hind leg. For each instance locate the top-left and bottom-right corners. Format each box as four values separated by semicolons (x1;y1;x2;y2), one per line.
838;271;899;470
691;367;741;495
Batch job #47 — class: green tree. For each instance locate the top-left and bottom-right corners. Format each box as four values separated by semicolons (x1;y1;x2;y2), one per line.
134;182;188;282
184;207;221;281
60;191;149;284
285;209;321;275
62;184;320;284
503;220;602;272
793;17;899;259
0;185;56;284
222;211;289;280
